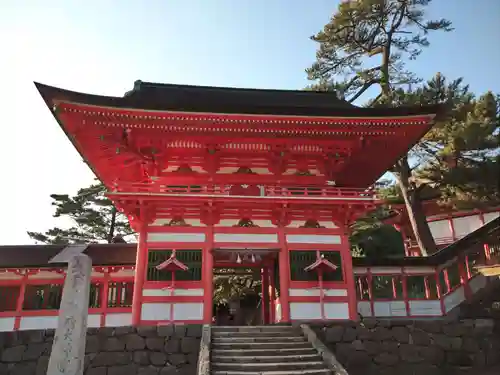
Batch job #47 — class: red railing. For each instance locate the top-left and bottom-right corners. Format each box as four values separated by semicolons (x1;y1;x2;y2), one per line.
354;216;500;318
111;182;377;199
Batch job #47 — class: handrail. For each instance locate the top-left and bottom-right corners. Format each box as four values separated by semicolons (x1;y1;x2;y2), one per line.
111;182;377;199
196;324;211;375
353;216;500;267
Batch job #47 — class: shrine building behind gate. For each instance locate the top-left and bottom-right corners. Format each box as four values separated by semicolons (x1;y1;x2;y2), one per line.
32;81;441;325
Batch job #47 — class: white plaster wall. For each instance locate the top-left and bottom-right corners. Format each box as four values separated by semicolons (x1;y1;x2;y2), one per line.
214;233;278;243
0;317;15;332
106;313;133;327
444;287;465;312
453;215;483;238
429;220;452;240
147;233;206;242
87;314;102;328
290;302;321;320
484;211;499;224
141;303;170;321
173;303;203;321
289;288;347;297
357;302;372;317
143;288;204;297
324;303;349;319
19;316;58;330
285;234;341;244
373;301;407;317
409;300;442;316
469;274;487;294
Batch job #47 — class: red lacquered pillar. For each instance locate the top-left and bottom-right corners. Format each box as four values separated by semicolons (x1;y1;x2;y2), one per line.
132;223;148;326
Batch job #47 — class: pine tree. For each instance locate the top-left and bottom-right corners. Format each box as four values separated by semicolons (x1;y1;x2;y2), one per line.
307;0;454;255
28;182;135;244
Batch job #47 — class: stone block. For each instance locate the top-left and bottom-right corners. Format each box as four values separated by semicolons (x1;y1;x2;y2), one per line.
86;335;101;353
137;326;158;338
374;352;399;366
146;337;165;351
474;319;495;335
1;345;25;362
125;334;146;351
410;329;431;345
36;355;49;375
164;338;181;353
418;346;445;365
108;364;139;375
104;337;126;351
22;343;46;360
173;325;187;338
342;327;357;342
391;326;410;343
138;366;161;375
399;344;423;363
150;352;168;366
115;326;136;336
86;367;107;375
10;362;37;375
415;320;442;333
372;327;392;341
181;337;198;353
158;325;174;337
186;324;202;338
134;350;151;365
168;353;187;365
325;326;344;343
443;323;469;337
93;352;132;367
159;365;179;375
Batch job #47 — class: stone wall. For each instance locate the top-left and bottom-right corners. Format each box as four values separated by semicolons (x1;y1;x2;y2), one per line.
0;325;201;375
312;318;500;375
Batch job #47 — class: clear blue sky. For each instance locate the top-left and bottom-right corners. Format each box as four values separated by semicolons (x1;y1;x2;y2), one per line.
0;0;499;245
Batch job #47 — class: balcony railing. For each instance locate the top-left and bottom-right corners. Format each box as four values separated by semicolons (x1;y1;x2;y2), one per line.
111;182;377;200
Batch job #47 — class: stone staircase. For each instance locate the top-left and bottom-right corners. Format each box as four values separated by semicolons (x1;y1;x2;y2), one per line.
210;325;334;375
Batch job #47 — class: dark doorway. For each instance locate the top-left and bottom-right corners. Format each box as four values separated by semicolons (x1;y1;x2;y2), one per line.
212;267;265;325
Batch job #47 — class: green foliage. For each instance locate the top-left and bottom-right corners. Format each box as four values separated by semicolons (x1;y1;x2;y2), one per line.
28;181;134;244
349;206;405;257
307;0;452;103
213;269;262;306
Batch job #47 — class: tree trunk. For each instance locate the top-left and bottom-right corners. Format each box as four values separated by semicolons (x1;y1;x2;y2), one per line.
394;158;437;256
107;206;117;244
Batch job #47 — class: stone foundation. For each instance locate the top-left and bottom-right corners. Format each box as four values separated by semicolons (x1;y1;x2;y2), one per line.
0;325;201;375
311;318;500;375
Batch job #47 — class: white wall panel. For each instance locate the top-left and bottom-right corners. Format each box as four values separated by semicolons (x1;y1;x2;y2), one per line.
106;313;133;327
409;300;442;316
214;233;278;243
147;233;206;243
173;303;203;320
453;215;482;238
286;235;341;244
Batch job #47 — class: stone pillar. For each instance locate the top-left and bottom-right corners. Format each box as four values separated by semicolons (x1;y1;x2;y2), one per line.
46;254;92;375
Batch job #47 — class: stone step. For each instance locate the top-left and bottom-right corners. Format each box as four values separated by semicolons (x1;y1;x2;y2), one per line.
212;325;295;333
213;330;302;338
212;336;306;343
212;347;318;356
212;341;311;350
211;369;332;375
212;353;322;363
213;360;327;372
